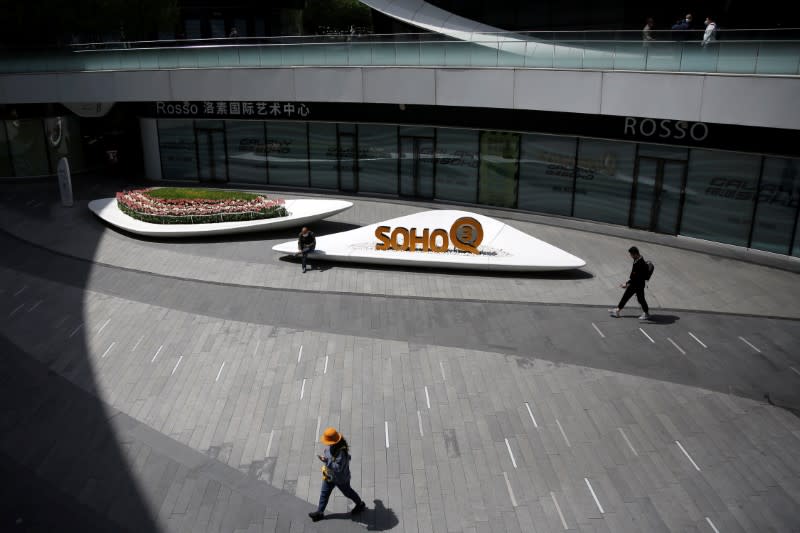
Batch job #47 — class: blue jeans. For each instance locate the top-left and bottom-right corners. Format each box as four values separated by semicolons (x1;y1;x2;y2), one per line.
316;479;362;513
300;246;315;270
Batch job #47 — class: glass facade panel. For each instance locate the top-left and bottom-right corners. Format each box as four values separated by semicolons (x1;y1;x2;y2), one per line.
44;116;85;174
794;214;800;257
637;144;688;160
266;122;309;187
146;116;800;258
358;125;398;195
158;119;197;180
196;125;227;182
478;131;519;208
435;128;478;203
309;123;338;189
573;139;635;225
681;149;760;247
6;119;49;176
751;157;800;254
0;121;13;176
518;134;576;216
226;121;266;184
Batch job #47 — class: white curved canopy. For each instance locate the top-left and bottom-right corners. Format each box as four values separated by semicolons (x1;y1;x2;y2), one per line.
358;0;564;56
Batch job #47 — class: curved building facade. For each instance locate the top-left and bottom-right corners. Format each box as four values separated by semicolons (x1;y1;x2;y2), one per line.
139;100;800;257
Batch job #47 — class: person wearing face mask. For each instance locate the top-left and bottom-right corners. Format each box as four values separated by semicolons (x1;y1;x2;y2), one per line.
702;16;717;46
671;13;693;41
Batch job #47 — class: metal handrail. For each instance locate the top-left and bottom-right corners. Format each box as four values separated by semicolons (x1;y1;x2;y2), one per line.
2;33;799;76
1;26;796;50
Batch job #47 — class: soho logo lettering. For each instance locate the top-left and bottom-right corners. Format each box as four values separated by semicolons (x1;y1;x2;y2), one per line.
375;217;484;254
624;117;709;141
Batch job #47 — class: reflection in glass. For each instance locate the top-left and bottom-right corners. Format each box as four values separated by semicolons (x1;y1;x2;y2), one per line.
309;123;338;189
226;121;266;184
751;157;799;254
158;119;197;180
631;158;657;229
518;134;576;216
573;139;635;225
267;122;309;186
338;132;357;192
196;128;227;182
0;122;11;176
478;131;519;208
6;119;50;176
655;161;685;234
681;149;760;247
358;125;398;195
44;117;71;173
400;136;434;198
435;129;478;203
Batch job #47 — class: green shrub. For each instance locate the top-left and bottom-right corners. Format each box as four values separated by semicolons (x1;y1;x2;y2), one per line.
144;188;261;201
118;200;288;225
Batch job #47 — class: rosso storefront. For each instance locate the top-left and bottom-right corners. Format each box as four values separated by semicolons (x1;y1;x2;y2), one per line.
140;101;800;258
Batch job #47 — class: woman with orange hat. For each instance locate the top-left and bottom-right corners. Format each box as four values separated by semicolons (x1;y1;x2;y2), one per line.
308;427;366;522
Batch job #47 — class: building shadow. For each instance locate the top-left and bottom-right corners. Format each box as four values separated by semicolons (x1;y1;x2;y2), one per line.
0;176;160;532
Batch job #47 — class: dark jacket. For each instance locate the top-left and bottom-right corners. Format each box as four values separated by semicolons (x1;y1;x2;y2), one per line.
298;231;316;251
322;441;351;484
628;256;649;288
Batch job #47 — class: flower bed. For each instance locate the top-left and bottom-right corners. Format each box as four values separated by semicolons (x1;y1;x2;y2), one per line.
116;188;288;225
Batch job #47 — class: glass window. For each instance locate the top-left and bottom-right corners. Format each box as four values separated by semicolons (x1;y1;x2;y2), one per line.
6;119;49;176
478;131;519;208
751;157;799;255
573;139;636;225
226;121;266;184
0;121;12;176
64;116;86;172
309;123;338;189
637;144;688;160
435;128;478;203
267;122;309;186
681;149;760;247
518;134;576;216
357;124;398;195
158;119;197;180
794;213;800;257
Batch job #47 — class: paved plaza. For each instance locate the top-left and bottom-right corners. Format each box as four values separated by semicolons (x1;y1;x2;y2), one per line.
1;176;799;533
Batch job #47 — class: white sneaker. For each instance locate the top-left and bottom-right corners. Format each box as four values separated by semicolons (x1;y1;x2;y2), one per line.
609;309;620;318
639;313;650;320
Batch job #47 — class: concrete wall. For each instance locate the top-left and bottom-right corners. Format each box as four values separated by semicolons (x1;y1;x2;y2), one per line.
1;67;798;131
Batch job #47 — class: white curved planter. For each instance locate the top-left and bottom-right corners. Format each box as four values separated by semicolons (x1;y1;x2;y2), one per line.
273;210;586;271
88;198;353;237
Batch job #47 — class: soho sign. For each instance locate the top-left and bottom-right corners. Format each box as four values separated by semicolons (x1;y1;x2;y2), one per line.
375;217;484;254
624;117;709;142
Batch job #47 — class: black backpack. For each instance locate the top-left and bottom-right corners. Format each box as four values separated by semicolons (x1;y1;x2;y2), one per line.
644;260;655;281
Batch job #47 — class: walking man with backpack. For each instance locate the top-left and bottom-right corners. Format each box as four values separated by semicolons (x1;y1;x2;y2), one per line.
609;246;652;320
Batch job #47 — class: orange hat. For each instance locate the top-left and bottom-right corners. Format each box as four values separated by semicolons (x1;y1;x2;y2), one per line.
320;427;342;445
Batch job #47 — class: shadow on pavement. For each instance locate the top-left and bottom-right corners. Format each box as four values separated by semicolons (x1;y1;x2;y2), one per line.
643;314;681;325
322;499;399;531
0;176;159;532
277;254;594;280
